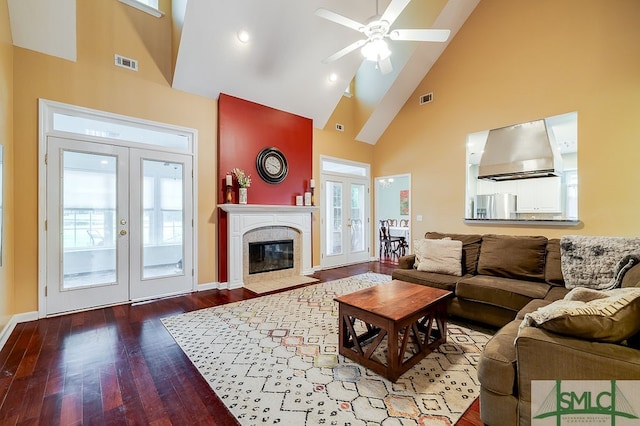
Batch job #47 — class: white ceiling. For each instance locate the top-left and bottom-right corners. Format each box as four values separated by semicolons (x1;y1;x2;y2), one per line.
173;0;479;143
7;0;480;144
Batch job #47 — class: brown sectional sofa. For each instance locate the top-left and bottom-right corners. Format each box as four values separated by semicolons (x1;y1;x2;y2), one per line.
392;232;640;426
392;232;566;328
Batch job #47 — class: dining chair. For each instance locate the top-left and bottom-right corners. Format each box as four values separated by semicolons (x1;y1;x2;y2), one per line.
379;225;403;256
399;219;409;227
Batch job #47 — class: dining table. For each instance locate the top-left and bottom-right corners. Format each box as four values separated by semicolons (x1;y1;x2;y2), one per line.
388;226;409;239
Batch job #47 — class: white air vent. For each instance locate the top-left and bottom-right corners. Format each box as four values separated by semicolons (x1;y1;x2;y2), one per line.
114;54;138;71
335;123;345;132
419;92;433;105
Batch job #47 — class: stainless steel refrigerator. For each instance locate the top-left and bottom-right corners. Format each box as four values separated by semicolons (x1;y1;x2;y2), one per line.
474;193;517;219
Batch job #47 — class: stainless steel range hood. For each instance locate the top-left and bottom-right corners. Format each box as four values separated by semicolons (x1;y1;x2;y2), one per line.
478;119;563;181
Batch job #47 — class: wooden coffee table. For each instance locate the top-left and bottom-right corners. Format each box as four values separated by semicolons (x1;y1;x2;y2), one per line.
334;280;452;382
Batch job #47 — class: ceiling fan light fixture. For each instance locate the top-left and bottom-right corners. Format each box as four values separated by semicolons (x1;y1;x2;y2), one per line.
361;38;390;62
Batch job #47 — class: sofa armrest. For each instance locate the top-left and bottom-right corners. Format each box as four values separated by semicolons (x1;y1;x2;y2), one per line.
397;254;416;269
515;326;640;421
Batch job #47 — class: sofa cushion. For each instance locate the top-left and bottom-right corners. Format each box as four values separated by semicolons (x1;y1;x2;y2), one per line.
544;285;570;302
448;298;517;328
390;268;463;292
516;299;552;319
520;287;640;343
425;232;482;275
456;275;551;312
544;238;564;286
477;234;547;281
413;238;463;276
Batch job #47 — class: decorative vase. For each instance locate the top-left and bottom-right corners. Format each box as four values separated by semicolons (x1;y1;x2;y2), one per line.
239;187;247;204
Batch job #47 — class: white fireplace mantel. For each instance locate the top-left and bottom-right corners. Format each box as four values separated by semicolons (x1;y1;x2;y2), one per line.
219;204;318;289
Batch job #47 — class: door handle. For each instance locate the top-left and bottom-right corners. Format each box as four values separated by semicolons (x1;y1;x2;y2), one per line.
120;229;127;236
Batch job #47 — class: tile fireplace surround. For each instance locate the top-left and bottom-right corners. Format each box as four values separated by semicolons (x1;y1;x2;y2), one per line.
219;204;318;289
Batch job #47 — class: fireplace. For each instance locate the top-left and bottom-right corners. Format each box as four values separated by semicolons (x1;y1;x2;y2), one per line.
218;204;317;289
249;239;294;274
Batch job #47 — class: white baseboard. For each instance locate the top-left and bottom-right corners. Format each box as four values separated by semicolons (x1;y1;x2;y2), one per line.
0;311;39;350
195;281;220;291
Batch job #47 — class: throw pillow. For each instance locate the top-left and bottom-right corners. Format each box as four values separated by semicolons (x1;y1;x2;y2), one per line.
425;232;482;275
413;238;463;276
519;287;640;343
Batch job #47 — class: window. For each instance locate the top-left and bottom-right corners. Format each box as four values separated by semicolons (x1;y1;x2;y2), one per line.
118;0;163;18
53;113;188;150
136;0;158;8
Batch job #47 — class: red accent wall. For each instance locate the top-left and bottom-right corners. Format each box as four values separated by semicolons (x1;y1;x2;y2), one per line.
217;94;313;282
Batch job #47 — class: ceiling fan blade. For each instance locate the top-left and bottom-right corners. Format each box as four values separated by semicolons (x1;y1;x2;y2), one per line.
378;56;393;75
322;39;367;63
381;0;411;25
389;29;451;42
314;8;366;33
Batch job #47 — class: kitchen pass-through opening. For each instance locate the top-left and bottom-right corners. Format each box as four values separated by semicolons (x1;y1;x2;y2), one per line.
248;239;294;274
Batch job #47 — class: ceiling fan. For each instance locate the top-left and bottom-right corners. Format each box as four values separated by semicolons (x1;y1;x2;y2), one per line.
315;0;451;74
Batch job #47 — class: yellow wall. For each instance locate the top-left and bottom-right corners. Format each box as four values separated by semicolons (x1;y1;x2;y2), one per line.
313;95;376;264
12;0;218;313
374;0;640;239
0;0;14;329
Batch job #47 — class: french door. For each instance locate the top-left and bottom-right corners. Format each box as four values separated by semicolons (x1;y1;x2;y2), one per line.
321;175;370;268
45;137;193;315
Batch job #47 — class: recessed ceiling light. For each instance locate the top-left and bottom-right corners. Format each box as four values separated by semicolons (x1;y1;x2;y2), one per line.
328;73;338;83
237;30;250;43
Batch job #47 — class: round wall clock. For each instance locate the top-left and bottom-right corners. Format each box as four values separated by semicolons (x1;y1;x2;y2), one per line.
256;147;288;184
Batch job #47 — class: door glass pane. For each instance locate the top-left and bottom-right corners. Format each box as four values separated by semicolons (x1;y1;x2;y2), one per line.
142;159;184;278
53;113;190;151
62;151;117;289
321;159;367;177
350;183;365;252
325;181;343;256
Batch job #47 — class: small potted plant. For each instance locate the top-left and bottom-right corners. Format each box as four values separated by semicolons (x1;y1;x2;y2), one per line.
231;168;251;204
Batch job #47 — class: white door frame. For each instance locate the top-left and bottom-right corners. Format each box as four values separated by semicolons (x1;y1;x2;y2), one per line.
374;173;412;258
38;99;198;317
319;156;371;269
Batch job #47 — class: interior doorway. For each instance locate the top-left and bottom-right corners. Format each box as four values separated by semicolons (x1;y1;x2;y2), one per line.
374;173;411;262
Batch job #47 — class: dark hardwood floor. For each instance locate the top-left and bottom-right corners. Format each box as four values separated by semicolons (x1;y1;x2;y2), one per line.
0;261;482;425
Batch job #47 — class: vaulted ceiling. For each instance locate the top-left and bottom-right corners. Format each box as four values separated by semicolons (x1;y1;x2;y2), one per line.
173;0;479;144
7;0;480;144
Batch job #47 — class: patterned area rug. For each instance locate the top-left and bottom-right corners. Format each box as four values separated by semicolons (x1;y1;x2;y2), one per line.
162;273;492;425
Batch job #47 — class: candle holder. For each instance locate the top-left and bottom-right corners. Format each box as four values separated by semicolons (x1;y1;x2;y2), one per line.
226;185;232;203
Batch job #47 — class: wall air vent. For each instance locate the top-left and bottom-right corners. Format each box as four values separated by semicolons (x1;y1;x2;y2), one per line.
419;92;433;105
114;54;138;71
